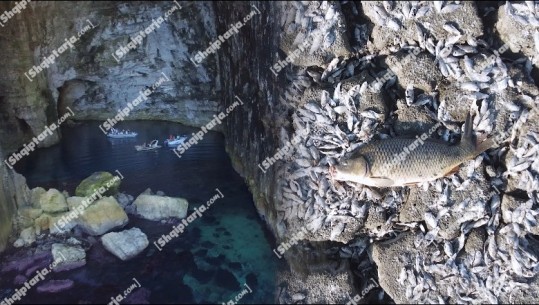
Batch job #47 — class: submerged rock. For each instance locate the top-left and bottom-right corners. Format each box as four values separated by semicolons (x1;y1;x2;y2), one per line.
75;196;128;236
0;251;50;274
51;243;86;272
101;227;149;261
13;275;27;285
75;172;121;197
133;194;188;221
36;279;74;293
123;287;151;304
214;268;241;291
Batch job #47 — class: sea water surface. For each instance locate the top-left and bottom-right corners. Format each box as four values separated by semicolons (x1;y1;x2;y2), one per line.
1;121;280;304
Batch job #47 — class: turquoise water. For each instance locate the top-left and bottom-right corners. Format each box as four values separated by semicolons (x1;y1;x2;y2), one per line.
1;121;281;304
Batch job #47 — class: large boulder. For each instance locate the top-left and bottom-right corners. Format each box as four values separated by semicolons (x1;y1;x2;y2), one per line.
51;243;86;272
39;189;68;213
75;196;128;236
133;194;188;221
75;172;121;197
101;228;149;261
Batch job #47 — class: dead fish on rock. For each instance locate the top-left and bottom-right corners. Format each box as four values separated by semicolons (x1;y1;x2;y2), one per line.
329;113;494;187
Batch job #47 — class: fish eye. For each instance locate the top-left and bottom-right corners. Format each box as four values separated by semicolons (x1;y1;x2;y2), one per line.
342;161;348;166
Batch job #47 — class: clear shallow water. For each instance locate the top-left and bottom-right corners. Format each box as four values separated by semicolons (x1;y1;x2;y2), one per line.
2;121;280;304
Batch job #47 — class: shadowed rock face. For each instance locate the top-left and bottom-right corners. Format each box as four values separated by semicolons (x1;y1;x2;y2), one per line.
0;1;221;152
0;146;32;252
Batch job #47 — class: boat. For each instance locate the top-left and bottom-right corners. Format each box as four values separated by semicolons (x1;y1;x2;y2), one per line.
135;140;161;151
164;135;188;147
107;128;138;138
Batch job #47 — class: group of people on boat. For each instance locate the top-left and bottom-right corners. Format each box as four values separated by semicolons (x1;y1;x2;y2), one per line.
168;134;183;140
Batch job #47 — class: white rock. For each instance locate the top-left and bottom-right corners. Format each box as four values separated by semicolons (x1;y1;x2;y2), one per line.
19;227;36;246
133;194;188;221
101;228;149;261
51;243;86;272
75;196;129;236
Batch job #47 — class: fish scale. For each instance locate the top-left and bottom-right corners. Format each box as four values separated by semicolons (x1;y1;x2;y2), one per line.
359;138;470;181
331;114;494;187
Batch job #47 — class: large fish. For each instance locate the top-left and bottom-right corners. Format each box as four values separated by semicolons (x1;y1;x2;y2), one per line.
329;114;494;187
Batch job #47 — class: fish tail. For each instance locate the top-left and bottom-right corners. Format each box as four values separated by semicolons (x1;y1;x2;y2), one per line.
461;111;494;155
460;111;474;151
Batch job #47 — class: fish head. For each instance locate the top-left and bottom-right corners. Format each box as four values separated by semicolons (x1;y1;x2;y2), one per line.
330;156;369;181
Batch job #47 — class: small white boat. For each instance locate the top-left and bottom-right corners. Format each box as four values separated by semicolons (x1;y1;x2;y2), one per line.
164;135;187;147
135;140;161;151
107;128;138;138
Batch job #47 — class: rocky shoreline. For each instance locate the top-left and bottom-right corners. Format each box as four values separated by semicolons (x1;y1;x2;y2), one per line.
0;171;189;300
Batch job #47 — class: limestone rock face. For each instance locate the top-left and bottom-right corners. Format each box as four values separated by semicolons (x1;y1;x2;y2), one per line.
133;194;188;221
0;146;31;252
0;1;220;153
101;227;149;261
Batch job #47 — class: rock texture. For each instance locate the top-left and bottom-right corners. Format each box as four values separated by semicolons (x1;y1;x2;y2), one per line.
75;172;121;197
101;227;149;261
39;189;68;213
75;196;129;236
0;146;31;252
133;194;188;221
51;243;86;272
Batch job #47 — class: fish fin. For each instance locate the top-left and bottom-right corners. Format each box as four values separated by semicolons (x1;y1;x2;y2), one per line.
404;182;421;186
444;165;461;176
460;111;474;150
474;137;495;155
369;176;395;187
461;112;495;155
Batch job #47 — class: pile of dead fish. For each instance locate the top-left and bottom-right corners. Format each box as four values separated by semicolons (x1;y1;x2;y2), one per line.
273;0;539;303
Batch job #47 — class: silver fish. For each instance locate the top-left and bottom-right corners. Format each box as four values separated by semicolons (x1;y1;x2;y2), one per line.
329;113;494;187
